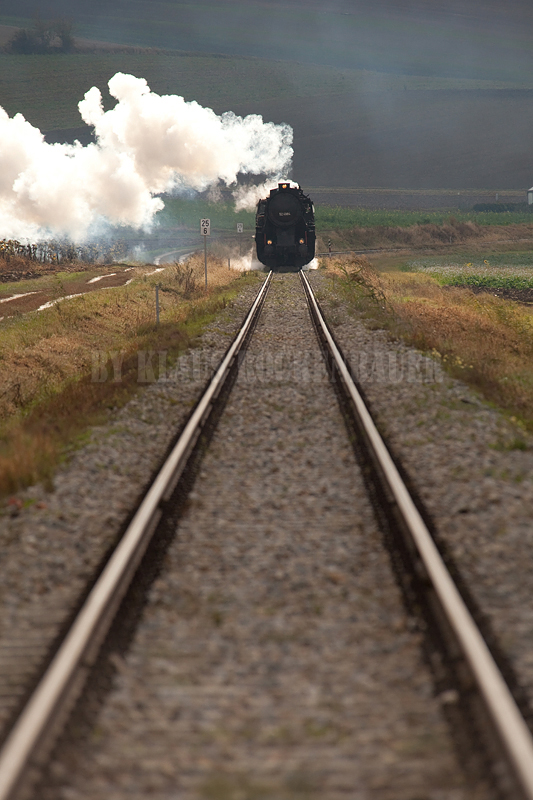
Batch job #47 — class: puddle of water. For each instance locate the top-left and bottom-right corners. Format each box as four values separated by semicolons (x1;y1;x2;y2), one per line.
0;291;41;304
87;273;117;284
37;293;85;312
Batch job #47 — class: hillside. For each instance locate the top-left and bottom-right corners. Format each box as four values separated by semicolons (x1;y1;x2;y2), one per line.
2;0;533;191
2;0;533;82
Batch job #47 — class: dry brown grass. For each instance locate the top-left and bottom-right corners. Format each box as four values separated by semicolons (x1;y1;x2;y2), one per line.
323;254;533;430
0;257;259;498
0;254;75;282
316;221;533;255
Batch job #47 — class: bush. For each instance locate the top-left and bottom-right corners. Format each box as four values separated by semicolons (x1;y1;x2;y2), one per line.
0;238;128;265
5;18;75;54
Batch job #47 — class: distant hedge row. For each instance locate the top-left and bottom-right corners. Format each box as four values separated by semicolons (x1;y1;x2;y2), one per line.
0;239;128;264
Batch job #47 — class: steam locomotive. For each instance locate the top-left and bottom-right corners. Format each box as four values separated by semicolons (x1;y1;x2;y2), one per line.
255;182;315;270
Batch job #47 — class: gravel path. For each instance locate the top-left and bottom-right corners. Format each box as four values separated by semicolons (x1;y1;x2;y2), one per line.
40;274;485;800
0;276;262;741
309;270;533;728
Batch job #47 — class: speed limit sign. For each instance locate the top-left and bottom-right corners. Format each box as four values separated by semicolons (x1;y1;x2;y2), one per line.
200;218;210;236
237;222;243;233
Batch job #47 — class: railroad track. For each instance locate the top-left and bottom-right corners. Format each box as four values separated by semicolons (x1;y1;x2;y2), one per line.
0;271;532;799
300;270;533;800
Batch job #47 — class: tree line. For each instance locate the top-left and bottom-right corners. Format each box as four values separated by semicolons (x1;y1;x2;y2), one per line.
0;239;129;264
5;18;76;54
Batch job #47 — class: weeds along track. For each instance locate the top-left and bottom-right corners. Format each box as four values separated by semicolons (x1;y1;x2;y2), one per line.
0;273;272;800
0;273;532;799
301;272;533;800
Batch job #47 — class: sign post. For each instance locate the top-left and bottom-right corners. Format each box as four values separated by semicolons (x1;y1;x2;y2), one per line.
237;222;243;257
201;218;210;287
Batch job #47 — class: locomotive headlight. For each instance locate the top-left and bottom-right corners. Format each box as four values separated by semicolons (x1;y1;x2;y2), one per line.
267;239;273;245
299;238;305;244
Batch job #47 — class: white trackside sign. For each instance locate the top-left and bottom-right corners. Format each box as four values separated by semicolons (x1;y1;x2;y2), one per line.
201;219;210;236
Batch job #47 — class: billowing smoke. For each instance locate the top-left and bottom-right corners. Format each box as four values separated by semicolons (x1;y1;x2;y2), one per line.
233;179;299;211
0;73;293;241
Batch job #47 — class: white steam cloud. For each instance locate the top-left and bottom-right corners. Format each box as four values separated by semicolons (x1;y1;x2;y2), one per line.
0;72;293;241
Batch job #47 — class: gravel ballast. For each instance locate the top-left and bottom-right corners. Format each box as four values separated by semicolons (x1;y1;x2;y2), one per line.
0;276;263;739
309;270;533;727
39;273;484;800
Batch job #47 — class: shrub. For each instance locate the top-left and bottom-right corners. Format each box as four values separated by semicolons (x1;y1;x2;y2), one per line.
5;18;75;54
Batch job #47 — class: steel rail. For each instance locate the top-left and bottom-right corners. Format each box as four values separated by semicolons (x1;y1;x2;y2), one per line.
0;271;273;800
300;269;533;800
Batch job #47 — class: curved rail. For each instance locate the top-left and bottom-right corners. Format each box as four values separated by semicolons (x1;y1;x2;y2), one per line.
300;269;533;800
0;272;273;800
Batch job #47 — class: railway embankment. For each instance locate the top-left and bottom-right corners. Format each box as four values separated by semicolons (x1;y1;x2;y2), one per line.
0;257;257;497
0;277;261;742
311;267;533;736
34;273;483;800
2;265;533;797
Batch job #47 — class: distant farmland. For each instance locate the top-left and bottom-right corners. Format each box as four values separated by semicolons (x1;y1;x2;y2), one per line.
2;51;533;191
2;0;533;192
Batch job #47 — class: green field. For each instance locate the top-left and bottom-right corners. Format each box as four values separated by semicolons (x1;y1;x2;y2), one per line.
403;259;533;290
2;0;533;83
409;253;533;269
1;51;527;134
144;199;533;238
440;274;533;289
3;1;533;196
0;52;354;130
315;207;533;229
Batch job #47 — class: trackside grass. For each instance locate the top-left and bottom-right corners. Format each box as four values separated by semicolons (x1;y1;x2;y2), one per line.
0;256;260;498
324;256;533;434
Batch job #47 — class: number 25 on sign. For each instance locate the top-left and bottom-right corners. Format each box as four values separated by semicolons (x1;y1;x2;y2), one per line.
200;219;210;288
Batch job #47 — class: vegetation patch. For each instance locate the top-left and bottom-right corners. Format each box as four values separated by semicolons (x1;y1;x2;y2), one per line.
324;255;533;432
4;17;75;54
316;208;533;231
0;256;260;498
407;252;533;269
315;221;533;263
441;274;533;291
404;262;533;303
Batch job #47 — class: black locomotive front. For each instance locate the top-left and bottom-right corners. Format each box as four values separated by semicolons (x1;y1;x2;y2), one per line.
255;183;315;270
